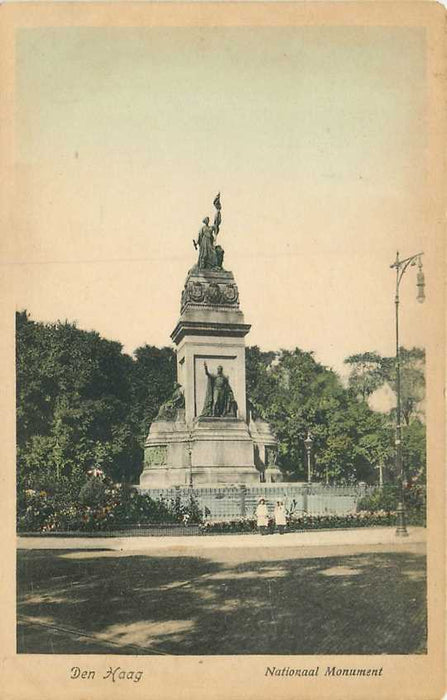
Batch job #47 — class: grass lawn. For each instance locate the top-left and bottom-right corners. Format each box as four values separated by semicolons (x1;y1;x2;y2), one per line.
17;541;426;655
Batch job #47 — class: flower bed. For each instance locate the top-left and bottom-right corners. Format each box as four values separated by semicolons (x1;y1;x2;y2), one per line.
17;480;202;533
357;485;426;527
198;510;424;535
17;478;425;535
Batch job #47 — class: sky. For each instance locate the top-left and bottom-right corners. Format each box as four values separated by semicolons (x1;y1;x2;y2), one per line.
10;25;431;378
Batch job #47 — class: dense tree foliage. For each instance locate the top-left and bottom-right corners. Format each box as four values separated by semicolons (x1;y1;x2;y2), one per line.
16;312;425;496
130;345;176;450
345;347;425;425
343;352;384;401
343;347;426;484
16;311;175;491
246;347;396;483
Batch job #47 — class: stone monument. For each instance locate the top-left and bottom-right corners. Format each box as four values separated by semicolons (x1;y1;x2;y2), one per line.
140;194;281;487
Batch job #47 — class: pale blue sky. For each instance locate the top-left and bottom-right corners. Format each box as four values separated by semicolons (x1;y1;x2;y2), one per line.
11;26;430;376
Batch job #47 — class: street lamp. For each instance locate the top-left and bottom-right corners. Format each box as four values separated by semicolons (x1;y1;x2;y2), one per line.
390;250;425;537
188;431;193;488
304;431;314;484
375;463;384;488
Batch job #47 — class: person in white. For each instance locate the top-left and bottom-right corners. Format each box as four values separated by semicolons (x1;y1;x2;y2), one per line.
255;497;269;535
274;500;287;534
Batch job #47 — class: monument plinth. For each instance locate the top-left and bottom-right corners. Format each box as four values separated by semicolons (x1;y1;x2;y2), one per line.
139;195;281;488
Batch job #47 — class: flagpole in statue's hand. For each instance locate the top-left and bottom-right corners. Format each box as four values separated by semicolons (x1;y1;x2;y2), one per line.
213;192;222;236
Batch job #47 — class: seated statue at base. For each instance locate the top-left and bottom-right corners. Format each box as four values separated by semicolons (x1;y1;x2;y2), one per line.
154;382;185;421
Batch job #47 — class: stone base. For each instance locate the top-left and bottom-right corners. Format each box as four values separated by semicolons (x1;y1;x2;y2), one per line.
191;417;255;468
264;465;283;483
141;399;280;488
139;465;261;488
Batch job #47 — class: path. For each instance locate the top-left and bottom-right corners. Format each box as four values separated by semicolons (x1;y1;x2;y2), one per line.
17;528;427;655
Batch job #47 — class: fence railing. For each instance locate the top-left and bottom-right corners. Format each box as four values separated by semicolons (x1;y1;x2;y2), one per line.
138;484;374;522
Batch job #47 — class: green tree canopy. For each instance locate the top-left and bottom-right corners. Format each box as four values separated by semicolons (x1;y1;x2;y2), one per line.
344;347;425;425
246;347;393;483
129;344;177;448
344;352;384;401
16;311;180;490
16;312;425;494
16;311;139;489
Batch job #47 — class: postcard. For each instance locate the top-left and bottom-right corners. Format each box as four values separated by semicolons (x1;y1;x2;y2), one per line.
0;2;445;699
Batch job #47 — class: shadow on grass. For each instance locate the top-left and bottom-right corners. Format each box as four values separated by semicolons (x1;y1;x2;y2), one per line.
17;548;426;655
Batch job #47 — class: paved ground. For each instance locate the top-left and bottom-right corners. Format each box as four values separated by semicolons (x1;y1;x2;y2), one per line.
18;525;426;550
17;528;427;656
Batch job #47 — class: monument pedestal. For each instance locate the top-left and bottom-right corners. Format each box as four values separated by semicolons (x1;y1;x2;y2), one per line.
192;417;254;468
139;413;263;487
140;253;278;488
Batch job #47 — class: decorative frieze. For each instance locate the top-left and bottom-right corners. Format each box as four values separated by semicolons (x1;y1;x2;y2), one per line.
144;445;168;467
181;269;240;313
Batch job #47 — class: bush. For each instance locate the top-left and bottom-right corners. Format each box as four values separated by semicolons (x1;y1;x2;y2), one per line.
198;509;425;535
17;489;56;532
357;484;426;525
17;477;204;533
79;477;107;507
357;485;398;512
200;518;257;535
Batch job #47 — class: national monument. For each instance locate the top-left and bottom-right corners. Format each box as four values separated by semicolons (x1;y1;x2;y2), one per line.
139;195;280;487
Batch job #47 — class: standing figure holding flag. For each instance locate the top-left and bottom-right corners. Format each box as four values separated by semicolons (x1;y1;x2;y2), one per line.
193;193;224;269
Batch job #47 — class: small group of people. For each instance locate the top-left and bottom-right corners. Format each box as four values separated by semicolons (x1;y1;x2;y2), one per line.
255;497;287;535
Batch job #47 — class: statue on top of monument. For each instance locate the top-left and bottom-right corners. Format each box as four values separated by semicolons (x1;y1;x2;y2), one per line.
201;361;238;418
193;193;224;270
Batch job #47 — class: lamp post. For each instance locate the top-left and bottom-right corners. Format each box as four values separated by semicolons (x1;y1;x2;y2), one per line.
375;463;384;488
304;432;314;484
390;250;425;537
188;431;193;488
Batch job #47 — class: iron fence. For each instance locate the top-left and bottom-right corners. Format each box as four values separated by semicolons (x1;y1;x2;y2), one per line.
17;484;377;536
139;484;374;522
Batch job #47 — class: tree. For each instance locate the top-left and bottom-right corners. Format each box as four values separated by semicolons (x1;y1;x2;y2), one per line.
344;352;384;401
16;311;139;489
382;347;425;426
344;346;426;485
247;347;392;484
129;345;176;448
344;347;425;425
17;310;421;495
245;346;278;416
401;418;426;484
